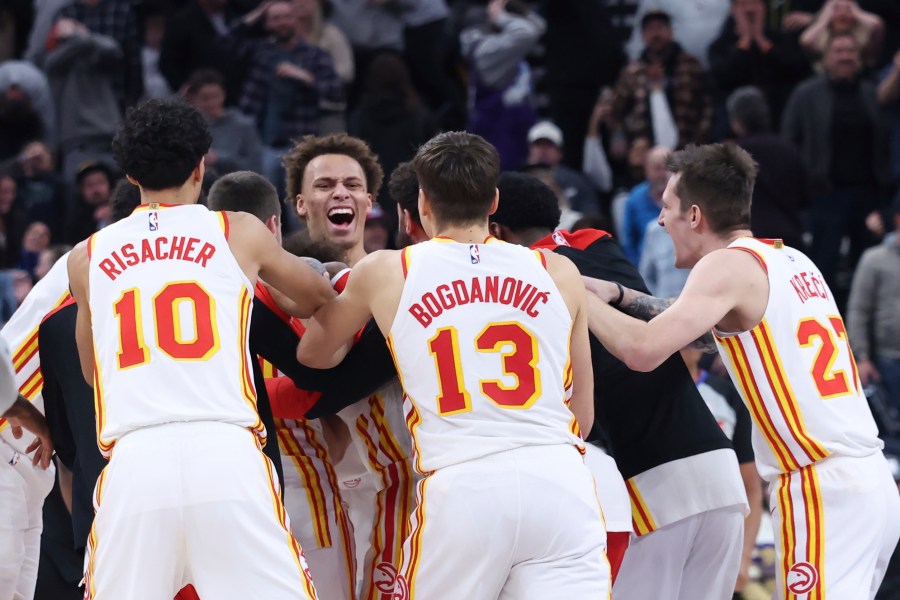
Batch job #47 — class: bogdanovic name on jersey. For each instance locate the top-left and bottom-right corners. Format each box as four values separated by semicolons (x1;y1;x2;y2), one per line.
408;275;552;328
96;236;217;281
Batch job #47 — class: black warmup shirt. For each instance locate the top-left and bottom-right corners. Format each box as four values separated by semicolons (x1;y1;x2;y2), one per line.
533;229;733;479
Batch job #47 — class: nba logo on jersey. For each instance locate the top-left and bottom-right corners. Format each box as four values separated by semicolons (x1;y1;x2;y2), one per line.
470;244;480;264
552;231;569;246
148;211;159;231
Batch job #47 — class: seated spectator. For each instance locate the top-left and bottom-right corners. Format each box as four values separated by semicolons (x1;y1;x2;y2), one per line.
627;0;731;68
611;10;713;151
17;221;50;280
526;121;601;217
728;86;809;250
878;49;900;185
349;53;437;231
521;164;583;231
800;0;884;69
220;0;344;194
782;32;889;295
847;193;900;412
13;140;66;240
0;86;45;163
44;17;121;183
66;160;114;244
159;0;248;106
0;174;25;267
185;69;263;175
0;60;55;142
34;244;71;281
620;145;670;266
461;0;544;171
708;0;810;130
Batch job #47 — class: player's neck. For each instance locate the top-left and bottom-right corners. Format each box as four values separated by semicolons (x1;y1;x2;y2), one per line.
702;228;754;256
346;244;367;267
139;183;201;207
516;228;552;248
432;223;492;244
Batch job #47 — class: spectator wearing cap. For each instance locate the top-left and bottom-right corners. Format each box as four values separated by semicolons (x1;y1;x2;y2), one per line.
461;0;545;171
185;69;263;176
611;10;713;152
619;144;670;266
526;121;601;216
43;16;121;184
707;0;810;132
66;161;114;245
847;192;900;412
728;86;809;250
782;32;890;296
627;0;731;69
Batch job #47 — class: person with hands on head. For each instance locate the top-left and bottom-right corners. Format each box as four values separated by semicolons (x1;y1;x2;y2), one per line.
583;142;900;600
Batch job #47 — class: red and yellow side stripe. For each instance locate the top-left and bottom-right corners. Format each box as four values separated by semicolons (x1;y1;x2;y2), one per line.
83;467;109;599
777;463;825;600
401;475;431;599
257;447;318;598
752;321;828;463
275;419;331;548
237;287;265;442
625;479;657;537
718;333;798;472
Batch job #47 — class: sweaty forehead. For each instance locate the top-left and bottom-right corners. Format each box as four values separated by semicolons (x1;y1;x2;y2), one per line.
304;154;367;187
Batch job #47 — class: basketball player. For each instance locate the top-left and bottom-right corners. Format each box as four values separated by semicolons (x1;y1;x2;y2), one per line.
66;99;333;599
585;143;900;599
298;132;610;598
285;134;415;599
486;171;748;597
206;171;356;600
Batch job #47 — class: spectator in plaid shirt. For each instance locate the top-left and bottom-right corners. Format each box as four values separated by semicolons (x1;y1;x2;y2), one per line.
220;0;344;194
53;0;143;111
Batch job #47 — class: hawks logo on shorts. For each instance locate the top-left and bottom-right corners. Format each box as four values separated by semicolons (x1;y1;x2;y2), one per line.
787;561;819;594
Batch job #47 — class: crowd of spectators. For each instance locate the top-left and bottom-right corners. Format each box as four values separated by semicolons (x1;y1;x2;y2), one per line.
0;0;899;398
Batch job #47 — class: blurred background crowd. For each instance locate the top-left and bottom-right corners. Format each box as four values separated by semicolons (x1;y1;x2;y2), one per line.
1;0;900;594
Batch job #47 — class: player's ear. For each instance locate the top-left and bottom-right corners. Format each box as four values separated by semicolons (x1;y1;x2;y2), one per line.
296;194;307;218
488;221;503;240
488;188;499;216
689;204;701;230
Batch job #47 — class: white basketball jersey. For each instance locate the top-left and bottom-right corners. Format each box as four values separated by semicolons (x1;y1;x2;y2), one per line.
389;237;583;474
714;238;881;480
87;204;262;456
0;250;71;453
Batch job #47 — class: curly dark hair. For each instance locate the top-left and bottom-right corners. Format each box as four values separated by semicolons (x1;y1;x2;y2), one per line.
283;134;383;201
110;179;142;223
388;161;420;225
111;99;212;191
491;172;561;232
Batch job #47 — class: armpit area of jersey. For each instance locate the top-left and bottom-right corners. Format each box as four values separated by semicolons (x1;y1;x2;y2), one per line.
249;298;397;418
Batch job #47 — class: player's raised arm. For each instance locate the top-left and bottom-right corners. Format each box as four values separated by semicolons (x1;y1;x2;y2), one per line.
67;242;94;386
544;251;594;436
297;251;389;369
585;249;765;372
227;211;335;317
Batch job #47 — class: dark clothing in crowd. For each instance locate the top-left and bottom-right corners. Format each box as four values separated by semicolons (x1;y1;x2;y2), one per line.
708;17;810;126
737;132;809;250
54;0;143;109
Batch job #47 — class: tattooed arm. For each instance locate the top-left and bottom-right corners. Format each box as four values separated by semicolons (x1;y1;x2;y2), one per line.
583;276;718;352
